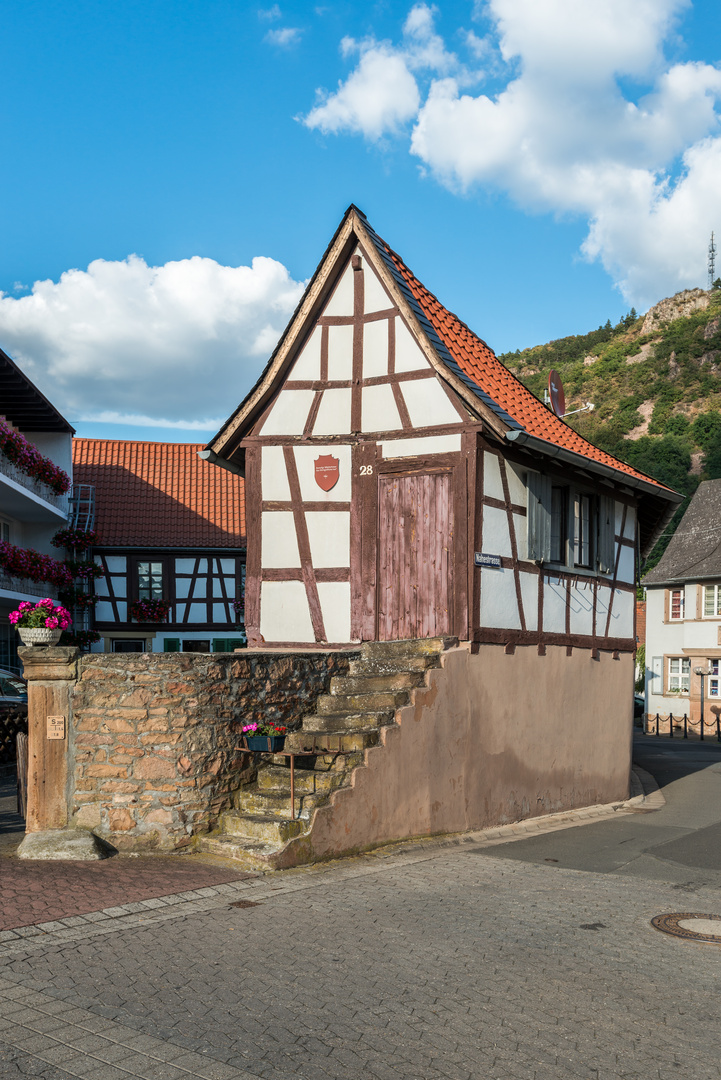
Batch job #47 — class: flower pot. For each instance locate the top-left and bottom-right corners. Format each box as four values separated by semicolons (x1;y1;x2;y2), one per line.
244;735;286;752
18;628;62;647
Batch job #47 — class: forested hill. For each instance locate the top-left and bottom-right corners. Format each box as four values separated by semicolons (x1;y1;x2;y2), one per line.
497;286;721;571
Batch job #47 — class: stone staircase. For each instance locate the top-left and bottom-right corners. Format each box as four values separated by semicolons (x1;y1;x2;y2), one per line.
197;636;457;869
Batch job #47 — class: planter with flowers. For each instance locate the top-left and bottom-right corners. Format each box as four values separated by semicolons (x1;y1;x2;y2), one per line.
130;599;171;624
9;599;73;646
0;419;71;496
241;722;287;752
51;527;99;553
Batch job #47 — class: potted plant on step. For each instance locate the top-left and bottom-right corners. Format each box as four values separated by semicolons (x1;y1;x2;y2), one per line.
241;721;287;752
9;599;73;646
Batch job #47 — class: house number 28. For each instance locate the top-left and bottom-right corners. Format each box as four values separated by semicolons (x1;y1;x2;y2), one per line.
359;465;373;475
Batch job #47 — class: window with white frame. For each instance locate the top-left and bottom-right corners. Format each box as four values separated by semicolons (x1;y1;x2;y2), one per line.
703;584;721;618
709;660;719;698
573;492;593;568
669;588;684;620
668;657;690;693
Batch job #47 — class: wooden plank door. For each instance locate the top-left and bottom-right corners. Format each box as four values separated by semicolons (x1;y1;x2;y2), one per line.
377;471;454;640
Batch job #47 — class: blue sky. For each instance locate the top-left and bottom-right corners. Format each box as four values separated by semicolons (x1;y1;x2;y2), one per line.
1;0;720;444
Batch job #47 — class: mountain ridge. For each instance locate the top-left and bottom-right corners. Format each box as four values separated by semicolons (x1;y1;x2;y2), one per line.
497;286;721;569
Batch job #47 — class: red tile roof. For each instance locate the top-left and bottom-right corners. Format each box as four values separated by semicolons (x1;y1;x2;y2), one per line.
379;240;674;493
72;439;245;548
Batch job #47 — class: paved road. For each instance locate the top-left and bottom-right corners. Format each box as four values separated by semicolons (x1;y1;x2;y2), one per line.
0;735;719;1080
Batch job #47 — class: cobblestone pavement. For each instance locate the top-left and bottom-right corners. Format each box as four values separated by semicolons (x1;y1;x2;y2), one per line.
1;834;721;1080
0;857;256;931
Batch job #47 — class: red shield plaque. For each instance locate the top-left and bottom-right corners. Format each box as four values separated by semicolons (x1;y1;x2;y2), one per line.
314;454;339;492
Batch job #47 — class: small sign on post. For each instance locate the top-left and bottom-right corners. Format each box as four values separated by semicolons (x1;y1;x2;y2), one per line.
47;715;66;740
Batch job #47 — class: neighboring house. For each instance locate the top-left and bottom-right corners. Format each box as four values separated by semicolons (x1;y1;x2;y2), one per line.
644;479;721;730
203;206;680;657
1;348;73;672
72;439;246;654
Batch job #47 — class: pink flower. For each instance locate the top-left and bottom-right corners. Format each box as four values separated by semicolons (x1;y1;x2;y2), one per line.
8;611;20;624
39;598;54;610
45;616;59;629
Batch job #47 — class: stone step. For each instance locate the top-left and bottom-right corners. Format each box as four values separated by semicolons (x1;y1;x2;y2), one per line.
285;729;378;754
329;672;426;695
360;636;458;660
237;788;323;820
347;655;440;676
257;765;345;796
316;690;410;715
299;709;396;733
195;834;282;871
218;811;307;844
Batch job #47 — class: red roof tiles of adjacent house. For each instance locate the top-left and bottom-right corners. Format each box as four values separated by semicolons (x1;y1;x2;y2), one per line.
72;439;245;548
378;240;674;494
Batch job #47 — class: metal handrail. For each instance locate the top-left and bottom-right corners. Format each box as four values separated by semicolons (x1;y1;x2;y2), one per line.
236;736;347;820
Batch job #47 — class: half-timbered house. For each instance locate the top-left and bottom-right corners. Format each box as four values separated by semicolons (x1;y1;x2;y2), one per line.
190;206;683;860
72;439;246;654
203;206;680;657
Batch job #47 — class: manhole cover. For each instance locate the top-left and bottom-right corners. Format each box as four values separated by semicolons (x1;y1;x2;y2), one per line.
651;912;721;944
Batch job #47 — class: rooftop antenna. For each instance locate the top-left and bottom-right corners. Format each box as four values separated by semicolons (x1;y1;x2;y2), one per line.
709;231;716;289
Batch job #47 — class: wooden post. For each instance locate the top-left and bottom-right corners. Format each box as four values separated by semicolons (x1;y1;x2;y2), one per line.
18;646;79;832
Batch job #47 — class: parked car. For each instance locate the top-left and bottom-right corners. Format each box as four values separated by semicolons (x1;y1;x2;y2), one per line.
634;693;645;722
0;669;28;711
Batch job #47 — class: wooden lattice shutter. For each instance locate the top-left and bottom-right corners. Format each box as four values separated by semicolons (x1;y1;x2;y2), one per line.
526;471;552;562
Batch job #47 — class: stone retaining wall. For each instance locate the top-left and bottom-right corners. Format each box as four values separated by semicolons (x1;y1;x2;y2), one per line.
69;650;354;850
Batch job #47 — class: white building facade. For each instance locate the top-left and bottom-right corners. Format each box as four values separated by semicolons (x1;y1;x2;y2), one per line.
1;349;73;672
644;479;721;734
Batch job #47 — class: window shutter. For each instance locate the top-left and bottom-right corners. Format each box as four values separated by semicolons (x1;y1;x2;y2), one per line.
164;638;181;652
212;639;228;652
596;495;615;574
229;638;247;651
527;472;552;561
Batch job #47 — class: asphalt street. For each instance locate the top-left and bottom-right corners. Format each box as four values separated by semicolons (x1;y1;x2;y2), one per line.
472;734;721;885
0;733;719;1080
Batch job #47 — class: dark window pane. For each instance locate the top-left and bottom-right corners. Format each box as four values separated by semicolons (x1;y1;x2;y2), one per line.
182;640;210;653
550;486;566;563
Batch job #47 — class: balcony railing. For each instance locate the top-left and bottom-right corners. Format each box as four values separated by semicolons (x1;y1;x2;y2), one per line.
0;572;59;599
0;455;69;515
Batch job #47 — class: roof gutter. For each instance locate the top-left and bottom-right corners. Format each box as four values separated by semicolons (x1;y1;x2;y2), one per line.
504;430;683;503
197;449;244;476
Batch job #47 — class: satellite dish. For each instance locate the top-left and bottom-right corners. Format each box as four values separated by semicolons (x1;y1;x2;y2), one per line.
548;369;565;418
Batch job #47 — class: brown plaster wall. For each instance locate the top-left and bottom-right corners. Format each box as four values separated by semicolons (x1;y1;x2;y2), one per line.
291;643;633;861
67;649;354;850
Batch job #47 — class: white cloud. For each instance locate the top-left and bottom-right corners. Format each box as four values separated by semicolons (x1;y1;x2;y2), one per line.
303;44;420;139
303;0;721;307
302;4;458;140
0;254;305;426
265;26;302;47
258;5;282;20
